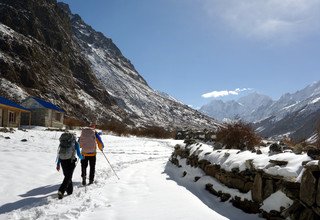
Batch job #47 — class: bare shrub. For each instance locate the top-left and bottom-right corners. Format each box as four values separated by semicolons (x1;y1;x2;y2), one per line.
99;119;130;136
131;126;176;139
100;120;175;139
64;117;86;129
216;121;261;150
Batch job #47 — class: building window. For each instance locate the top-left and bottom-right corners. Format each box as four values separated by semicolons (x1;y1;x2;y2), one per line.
55;112;61;121
9;111;16;123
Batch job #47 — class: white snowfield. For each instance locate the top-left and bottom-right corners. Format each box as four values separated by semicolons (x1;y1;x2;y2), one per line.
0;128;260;220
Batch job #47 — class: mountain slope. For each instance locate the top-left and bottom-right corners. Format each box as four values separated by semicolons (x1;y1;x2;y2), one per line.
200;82;320;140
200;92;274;122
60;2;219;129
254;81;320;141
0;0;220;130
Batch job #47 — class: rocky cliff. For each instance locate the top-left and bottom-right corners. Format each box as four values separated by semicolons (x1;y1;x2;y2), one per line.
0;0;220;130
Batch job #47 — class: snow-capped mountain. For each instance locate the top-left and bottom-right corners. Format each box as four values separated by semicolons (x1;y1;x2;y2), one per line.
254;81;320;141
0;0;220;130
200;82;320;140
200;92;274;122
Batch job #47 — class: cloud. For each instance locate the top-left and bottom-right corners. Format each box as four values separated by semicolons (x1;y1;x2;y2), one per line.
202;0;320;42
202;88;252;98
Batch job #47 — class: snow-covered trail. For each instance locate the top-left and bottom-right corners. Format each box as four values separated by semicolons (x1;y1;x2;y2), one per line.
0;129;259;219
81;159;225;220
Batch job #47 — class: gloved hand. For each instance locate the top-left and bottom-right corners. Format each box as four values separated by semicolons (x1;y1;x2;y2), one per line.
56;165;60;171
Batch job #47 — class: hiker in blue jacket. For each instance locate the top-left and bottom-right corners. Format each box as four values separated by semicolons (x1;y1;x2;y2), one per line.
56;132;83;199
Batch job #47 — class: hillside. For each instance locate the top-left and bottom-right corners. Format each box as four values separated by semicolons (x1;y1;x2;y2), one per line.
0;0;220;130
200;82;320;141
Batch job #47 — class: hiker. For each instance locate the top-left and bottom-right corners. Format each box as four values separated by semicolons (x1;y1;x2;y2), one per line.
56;132;83;199
79;124;104;185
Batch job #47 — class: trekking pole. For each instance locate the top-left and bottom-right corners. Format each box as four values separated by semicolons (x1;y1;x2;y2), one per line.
101;151;120;180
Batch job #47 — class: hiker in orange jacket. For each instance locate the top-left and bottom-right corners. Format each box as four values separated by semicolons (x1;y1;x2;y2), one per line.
79;124;104;185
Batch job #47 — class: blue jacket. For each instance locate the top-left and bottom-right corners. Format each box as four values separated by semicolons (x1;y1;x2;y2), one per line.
56;142;83;166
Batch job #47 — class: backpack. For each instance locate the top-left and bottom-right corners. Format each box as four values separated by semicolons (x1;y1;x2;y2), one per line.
80;128;96;153
58;132;76;160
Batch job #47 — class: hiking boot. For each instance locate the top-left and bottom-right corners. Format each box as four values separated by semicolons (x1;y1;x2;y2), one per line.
88;180;94;185
82;178;86;186
58;191;63;199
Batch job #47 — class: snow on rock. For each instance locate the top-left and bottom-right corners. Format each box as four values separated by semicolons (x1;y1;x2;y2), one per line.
0;78;29;100
182;143;310;180
260;191;293;212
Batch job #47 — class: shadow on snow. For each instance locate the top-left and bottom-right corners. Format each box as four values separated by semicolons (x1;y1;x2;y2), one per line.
0;182;80;215
163;161;260;220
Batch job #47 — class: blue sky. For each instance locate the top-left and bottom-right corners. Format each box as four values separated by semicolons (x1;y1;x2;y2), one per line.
61;0;320;108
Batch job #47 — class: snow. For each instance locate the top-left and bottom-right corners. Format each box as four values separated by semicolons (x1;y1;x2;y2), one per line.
310;97;320;104
260;191;293;212
0;23;14;37
0;128;260;220
0;78;29;100
182;143;311;180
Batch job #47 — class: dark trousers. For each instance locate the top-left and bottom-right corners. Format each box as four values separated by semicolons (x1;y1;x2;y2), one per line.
59;159;76;195
81;156;96;182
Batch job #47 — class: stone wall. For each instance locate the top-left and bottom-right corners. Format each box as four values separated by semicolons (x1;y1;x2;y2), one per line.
170;144;320;220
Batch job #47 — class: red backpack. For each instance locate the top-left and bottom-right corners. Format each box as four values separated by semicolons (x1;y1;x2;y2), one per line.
80;128;96;153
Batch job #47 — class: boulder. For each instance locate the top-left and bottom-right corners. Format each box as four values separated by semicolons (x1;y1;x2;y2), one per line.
300;169;317;206
263;179;274;199
252;172;263;203
205;183;219;196
269;160;288;166
269;143;283;155
231;196;260;214
307;147;320;160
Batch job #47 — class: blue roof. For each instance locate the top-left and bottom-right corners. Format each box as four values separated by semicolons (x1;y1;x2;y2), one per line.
0;96;30;111
32;97;65;112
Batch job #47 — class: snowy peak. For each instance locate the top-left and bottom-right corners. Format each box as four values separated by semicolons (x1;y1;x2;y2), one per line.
200;92;273;121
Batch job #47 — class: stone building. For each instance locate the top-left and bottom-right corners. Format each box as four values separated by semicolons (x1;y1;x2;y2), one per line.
0;96;31;127
21;97;65;128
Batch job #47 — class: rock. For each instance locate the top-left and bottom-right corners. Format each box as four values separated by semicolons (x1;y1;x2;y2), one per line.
280;180;300;200
182;171;187;177
299;207;316;220
231;167;240;173
252;172;263;203
256;149;262;155
229;177;245;191
317;179;320;206
204;164;219;177
205;183;219;196
269;160;288;166
281;200;303;219
243;182;253;193
263;179;274;199
300;169;317;206
302;160;312;166
269;143;283;154
245;159;255;171
194;176;201;182
220;193;231;202
198;159;210;170
21;139;28;142
170;157;179;167
307;147;320;160
5;137;10;139
231;196;260;214
213;142;223;149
